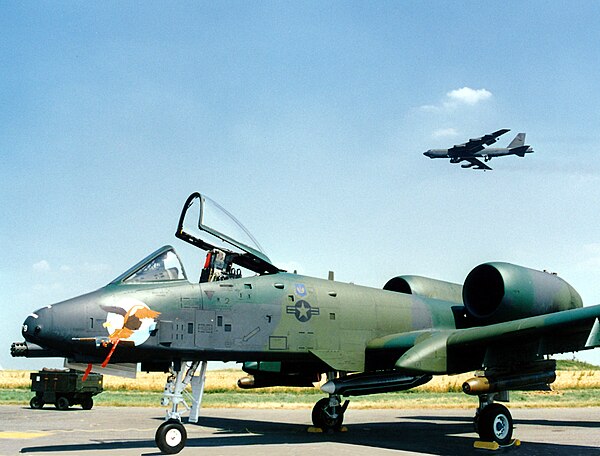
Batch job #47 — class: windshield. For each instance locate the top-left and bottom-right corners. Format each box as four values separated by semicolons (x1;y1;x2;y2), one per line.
111;246;187;284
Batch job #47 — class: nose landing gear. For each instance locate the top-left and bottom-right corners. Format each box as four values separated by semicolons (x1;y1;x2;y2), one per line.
155;360;208;454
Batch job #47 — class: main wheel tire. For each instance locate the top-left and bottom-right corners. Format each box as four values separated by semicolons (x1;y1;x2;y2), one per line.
55;396;70;411
30;396;44;409
478;403;513;445
311;397;344;431
81;397;93;410
155;419;187;454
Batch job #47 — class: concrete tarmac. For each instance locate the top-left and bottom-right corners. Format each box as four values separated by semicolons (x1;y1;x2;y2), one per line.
0;405;599;455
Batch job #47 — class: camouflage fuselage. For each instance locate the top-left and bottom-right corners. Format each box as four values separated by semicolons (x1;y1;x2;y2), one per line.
23;272;459;373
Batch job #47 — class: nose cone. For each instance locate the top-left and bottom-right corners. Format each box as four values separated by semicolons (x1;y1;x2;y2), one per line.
423;150;433;158
22;306;53;344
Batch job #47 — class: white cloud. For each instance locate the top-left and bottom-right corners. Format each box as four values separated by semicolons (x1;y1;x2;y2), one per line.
32;260;51;272
446;87;492;105
420;87;493;112
432;128;459;138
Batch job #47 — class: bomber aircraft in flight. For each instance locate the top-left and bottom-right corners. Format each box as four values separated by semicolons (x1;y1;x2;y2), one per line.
423;129;534;170
12;192;600;454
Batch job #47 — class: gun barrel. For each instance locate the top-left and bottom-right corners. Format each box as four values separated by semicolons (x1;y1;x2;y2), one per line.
11;341;59;358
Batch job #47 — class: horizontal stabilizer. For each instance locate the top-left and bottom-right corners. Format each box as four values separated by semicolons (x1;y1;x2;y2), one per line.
510;145;533;157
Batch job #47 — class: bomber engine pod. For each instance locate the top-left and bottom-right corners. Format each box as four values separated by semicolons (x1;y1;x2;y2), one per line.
463;262;583;323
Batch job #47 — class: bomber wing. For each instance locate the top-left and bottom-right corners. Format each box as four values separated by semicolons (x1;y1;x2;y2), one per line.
448;129;510;157
367;304;600;375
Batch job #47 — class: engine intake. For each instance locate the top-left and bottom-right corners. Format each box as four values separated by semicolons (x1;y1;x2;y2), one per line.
384;275;463;304
463;262;582;323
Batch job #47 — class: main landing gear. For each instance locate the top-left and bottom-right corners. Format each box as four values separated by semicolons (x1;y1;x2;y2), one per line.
474;392;513;445
155;360;208;454
311;372;349;432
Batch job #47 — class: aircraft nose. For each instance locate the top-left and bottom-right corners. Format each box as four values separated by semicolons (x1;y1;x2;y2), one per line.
22;307;53;343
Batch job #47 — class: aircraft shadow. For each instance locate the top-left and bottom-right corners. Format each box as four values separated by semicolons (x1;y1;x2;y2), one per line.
408;414;600;429
20;414;599;455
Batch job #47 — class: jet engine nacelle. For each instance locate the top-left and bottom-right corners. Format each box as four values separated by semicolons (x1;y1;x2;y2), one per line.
384;275;463;304
462;262;582;323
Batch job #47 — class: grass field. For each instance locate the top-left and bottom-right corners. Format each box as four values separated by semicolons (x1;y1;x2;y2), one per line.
2;360;600;409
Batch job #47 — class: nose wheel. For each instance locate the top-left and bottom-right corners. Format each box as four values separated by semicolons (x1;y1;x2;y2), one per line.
155;419;187;454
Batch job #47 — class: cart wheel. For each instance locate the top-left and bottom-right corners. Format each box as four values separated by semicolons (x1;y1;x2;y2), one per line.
81;397;94;410
55;396;70;411
30;396;44;409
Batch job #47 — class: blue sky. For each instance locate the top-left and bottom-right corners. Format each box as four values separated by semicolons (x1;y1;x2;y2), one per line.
2;2;600;369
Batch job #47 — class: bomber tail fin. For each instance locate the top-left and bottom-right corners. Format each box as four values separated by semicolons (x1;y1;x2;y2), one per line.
508;133;526;148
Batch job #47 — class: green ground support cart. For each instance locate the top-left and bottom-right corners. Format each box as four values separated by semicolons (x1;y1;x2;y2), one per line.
29;368;103;410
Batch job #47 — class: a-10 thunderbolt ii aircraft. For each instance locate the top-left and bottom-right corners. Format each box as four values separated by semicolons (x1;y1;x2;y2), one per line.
423;129;534;170
11;192;600;453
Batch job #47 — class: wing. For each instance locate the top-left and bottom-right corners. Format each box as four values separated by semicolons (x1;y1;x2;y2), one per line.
448;129;510;157
367;304;600;375
461;157;492;170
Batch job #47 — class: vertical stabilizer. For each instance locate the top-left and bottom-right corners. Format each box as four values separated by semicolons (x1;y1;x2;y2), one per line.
508;133;526;148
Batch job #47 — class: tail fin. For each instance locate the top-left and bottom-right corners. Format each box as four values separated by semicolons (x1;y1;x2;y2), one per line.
508;133;526;148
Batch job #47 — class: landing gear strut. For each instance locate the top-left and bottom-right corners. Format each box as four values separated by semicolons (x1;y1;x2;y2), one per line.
155;360;208;454
312;372;349;431
474;392;513;445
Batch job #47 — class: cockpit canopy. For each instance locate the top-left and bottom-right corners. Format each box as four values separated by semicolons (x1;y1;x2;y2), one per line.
111;246;187;284
110;193;280;286
176;192;281;275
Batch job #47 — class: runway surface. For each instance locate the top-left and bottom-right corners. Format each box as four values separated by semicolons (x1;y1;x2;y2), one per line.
0;405;599;455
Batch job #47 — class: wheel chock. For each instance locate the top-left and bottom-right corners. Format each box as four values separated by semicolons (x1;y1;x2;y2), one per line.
307;426;348;433
474;439;521;450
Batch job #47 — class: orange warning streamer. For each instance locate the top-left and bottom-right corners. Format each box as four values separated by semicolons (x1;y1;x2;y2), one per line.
101;339;120;368
82;363;93;382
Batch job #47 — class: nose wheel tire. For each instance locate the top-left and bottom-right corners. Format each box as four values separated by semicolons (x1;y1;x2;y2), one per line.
477;403;513;445
312;397;344;431
155;419;187;454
